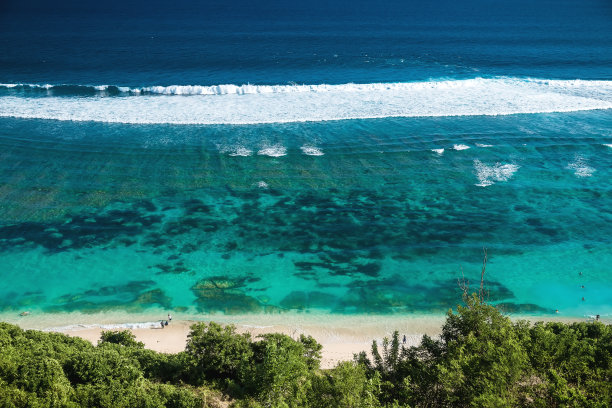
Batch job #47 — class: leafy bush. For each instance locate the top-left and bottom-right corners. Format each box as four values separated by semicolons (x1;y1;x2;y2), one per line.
185;321;254;386
250;333;313;407
1;297;610;408
99;330;144;348
357;295;612;408
0;323;207;408
310;361;381;408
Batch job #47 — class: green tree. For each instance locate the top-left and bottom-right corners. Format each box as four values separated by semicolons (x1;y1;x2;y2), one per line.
251;333;313;407
99;330;144;348
299;334;323;371
11;356;75;407
65;346;143;386
310;361;381;408
435;294;529;407
185;322;253;385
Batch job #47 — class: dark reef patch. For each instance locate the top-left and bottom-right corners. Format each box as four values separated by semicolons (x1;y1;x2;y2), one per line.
353;262;382;277
80;280;154;298
150;261;192;275
134;199;157;213
0;185;568;315
48;280;172;313
330;277;516;314
183;198;211;215
190;276;273;314
0;205;162;253
0;291;46;312
293;255;382;278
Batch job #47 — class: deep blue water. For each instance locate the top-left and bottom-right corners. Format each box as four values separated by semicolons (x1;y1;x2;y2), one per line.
2;0;612;85
0;0;611;320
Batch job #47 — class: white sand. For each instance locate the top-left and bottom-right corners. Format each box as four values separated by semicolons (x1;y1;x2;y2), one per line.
50;316;445;369
6;311;600;369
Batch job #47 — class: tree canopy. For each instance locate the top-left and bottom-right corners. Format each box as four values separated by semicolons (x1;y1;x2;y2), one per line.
1;297;610;407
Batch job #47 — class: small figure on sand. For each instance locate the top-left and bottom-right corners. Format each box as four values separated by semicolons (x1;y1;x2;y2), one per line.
168;313;172;322
160;321;165;329
19;311;30;317
403;335;406;344
164;320;169;327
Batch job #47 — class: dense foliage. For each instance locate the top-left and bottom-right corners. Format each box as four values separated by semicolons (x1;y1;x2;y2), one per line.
356;295;612;407
1;296;610;407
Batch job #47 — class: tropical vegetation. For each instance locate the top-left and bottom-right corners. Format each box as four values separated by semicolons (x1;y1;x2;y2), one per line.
1;295;610;407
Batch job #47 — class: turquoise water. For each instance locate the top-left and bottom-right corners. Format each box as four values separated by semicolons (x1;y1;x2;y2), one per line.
1;111;611;319
1;0;611;322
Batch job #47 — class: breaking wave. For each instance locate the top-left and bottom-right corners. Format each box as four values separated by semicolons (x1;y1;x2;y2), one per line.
567;156;596;178
300;146;325;156
257;145;287;157
452;144;471;151
473;159;520;187
1;77;611;125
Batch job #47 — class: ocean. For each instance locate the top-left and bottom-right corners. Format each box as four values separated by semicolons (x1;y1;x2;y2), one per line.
1;0;611;325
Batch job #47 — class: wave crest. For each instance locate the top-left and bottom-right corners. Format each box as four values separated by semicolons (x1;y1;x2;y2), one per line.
1;77;611;125
474;160;520;187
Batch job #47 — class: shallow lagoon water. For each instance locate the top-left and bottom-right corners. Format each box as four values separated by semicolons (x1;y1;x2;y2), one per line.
1;111;611;320
1;0;611;325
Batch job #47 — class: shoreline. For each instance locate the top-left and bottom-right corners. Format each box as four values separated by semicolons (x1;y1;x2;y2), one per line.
4;311;605;369
6;312;449;369
53;320;406;370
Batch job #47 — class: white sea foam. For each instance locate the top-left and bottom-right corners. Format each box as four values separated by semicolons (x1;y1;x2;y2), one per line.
603;144;612;149
567;156;595;178
256;181;269;189
476;143;493;147
44;322;160;332
228;146;253;156
473;159;520;187
300;145;324;156
239;324;275;329
257;145;287;157
431;148;445;155
1;77;611;124
453;144;470;151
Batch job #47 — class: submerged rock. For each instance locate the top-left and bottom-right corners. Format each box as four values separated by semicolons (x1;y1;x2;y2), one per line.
191;276;263;314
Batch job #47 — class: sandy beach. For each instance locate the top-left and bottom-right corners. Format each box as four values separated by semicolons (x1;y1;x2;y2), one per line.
3;311;446;369
1;311;595;370
53;320;387;369
42;314;446;369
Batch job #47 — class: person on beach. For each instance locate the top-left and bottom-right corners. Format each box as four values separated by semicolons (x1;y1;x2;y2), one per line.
403;335;406;344
160;321;165;329
168;313;172;322
164;320;169;327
